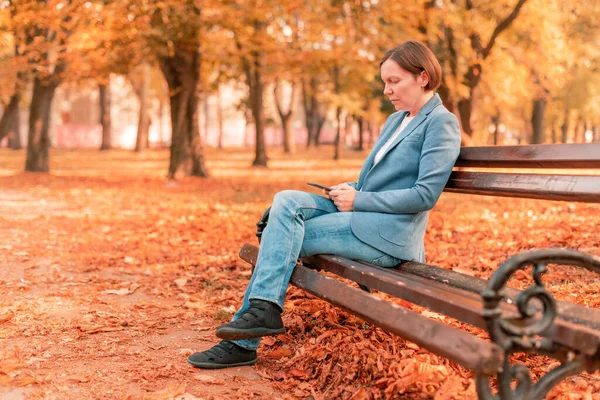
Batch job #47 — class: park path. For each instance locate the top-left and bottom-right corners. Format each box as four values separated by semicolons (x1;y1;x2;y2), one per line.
0;183;285;400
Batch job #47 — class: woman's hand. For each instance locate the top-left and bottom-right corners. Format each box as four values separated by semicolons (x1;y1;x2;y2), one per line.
328;183;356;212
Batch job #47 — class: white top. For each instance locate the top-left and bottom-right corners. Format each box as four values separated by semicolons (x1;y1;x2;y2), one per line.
373;115;414;166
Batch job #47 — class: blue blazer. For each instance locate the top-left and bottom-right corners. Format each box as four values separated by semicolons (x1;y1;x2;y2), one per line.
349;94;461;262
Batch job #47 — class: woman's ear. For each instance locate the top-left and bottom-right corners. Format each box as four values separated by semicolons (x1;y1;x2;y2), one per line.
419;71;430;89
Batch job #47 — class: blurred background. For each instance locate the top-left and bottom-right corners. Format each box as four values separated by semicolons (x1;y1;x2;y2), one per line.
0;0;599;176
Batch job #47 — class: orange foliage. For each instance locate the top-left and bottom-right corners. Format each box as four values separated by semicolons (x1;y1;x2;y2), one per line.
0;147;599;399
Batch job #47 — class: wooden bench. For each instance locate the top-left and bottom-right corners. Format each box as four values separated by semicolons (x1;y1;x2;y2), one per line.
239;143;600;399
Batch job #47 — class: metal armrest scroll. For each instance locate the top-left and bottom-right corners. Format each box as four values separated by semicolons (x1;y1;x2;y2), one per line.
476;248;600;400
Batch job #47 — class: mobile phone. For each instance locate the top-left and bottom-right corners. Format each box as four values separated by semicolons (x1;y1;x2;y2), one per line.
307;182;331;191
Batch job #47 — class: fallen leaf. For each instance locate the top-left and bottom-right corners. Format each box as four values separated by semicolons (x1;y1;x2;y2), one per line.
103;288;131;296
142;382;186;400
193;374;226;385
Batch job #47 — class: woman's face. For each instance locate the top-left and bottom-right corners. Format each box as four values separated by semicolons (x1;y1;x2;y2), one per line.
381;59;428;113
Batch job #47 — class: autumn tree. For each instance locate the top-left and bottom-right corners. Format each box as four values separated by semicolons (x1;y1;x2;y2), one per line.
273;79;298;154
127;0;209;177
296;4;329;149
0;6;24;150
73;0;136;151
7;0;92;172
130;63;153;153
213;0;283;167
543;0;600;144
85;0;142;151
474;0;600;144
309;0;386;158
402;0;528;140
0;46;24;150
513;0;599;144
271;9;302;154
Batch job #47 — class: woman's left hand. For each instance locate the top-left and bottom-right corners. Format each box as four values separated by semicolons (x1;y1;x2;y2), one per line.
329;184;356;212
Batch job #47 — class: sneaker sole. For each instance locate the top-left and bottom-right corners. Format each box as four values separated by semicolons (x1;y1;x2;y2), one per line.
215;327;285;340
187;357;257;369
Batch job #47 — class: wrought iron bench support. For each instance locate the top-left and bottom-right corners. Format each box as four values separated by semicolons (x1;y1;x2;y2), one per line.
476;249;600;400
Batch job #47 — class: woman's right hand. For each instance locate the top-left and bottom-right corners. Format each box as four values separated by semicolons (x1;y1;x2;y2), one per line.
329;183;353;191
328;183;356;211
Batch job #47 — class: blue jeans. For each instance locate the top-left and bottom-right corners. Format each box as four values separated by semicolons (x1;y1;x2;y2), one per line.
231;190;400;350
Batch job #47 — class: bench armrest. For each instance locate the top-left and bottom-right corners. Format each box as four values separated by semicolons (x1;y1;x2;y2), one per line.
476;249;600;399
481;248;600;346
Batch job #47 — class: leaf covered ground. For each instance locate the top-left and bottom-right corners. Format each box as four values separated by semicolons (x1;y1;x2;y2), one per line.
0;147;599;400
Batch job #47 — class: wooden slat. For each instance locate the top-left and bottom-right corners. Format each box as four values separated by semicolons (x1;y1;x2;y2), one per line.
398;261;600;330
455;143;600;169
307;255;600;356
290;263;504;374
445;171;600;202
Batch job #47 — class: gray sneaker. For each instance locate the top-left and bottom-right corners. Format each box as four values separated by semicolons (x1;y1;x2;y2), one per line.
216;299;285;340
187;340;257;369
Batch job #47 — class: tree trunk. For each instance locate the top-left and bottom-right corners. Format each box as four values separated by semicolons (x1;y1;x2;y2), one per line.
135;64;151;152
530;98;545;144
247;53;267;166
8;116;21;150
302;77;324;148
333;106;342;161
217;85;224;149
561;108;570;143
26;77;59;172
302;78;314;148
203;93;210;142
438;26;458;114
574;116;585;144
490;111;500;145
282;114;294;153
99;79;112;150
367;119;375;148
455;0;528;140
159;46;209;178
457;97;474;137
2;45;24;150
437;79;456;114
550;119;557;143
274;80;297;154
0;92;21;149
244;114;252;147
357;116;364;151
158;95;166;146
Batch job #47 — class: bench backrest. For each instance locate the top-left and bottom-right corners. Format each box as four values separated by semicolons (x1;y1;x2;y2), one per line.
446;143;600;203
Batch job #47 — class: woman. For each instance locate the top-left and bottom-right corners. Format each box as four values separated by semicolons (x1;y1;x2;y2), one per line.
188;40;461;369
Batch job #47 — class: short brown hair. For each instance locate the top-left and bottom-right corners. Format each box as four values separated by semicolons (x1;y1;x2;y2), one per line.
380;40;442;91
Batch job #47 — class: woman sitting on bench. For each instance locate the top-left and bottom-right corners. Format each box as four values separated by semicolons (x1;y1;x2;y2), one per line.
188;40;462;369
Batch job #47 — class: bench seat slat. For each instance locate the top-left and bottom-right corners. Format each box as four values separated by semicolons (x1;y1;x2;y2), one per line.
303;254;600;356
445;171;600;202
398;260;600;331
290;263;504;374
454;143;600;169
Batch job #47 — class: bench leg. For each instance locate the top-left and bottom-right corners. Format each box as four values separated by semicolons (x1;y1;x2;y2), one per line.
476;249;600;399
476;352;588;400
